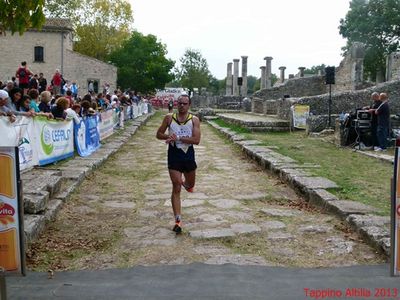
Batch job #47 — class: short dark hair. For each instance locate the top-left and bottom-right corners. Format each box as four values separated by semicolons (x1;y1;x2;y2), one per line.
178;94;191;103
21;61;27;66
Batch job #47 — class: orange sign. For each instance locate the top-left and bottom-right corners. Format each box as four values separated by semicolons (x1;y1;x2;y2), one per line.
0;147;24;275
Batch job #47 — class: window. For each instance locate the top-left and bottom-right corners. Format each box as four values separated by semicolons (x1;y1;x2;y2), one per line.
34;46;44;62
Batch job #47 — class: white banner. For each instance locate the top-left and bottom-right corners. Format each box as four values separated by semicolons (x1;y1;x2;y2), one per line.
98;110;114;140
33;117;74;166
0;117;39;171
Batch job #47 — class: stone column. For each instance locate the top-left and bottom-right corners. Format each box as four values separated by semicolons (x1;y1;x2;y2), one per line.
279;66;286;83
241;56;248;96
264;56;273;88
260;66;266;89
233;58;240;96
298;67;305;77
226;62;233;96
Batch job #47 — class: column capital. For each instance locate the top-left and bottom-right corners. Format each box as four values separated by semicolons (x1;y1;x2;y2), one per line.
233;58;240;62
264;56;273;61
298;67;305;70
260;66;266;70
227;62;233;66
241;55;248;59
279;66;286;70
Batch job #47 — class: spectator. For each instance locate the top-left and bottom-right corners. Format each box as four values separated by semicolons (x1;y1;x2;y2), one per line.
96;93;105;109
374;93;390;151
39;91;52;113
28;89;40;113
52;69;62;95
28;74;39;90
6;87;33;117
17;95;33;113
80;100;92;117
38;73;47;93
15;61;33;95
0;90;16;122
63;79;71;95
88;80;94;93
3;80;14;92
51;97;69;120
65;90;74;107
71;81;78;99
66;103;81;124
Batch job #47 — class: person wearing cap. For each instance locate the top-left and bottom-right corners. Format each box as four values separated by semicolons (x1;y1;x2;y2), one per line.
156;94;201;234
0;90;16;122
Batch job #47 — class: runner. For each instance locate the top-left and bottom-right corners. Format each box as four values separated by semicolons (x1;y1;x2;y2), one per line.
156;94;201;234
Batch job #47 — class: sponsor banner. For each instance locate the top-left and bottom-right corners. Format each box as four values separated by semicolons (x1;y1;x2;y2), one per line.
0;117;39;171
126;105;132;120
98;110;114;140
34;117;74;165
74;116;100;157
132;104;138;119
112;109;120;128
119;109;125;128
0;147;25;275
291;105;310;129
142;103;149;115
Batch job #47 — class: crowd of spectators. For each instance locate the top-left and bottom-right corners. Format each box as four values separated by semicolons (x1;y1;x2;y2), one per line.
0;61;149;124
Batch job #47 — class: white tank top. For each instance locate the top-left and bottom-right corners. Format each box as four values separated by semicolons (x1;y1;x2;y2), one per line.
168;113;193;153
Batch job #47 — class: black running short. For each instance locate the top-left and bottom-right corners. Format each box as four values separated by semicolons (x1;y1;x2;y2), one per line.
168;160;197;173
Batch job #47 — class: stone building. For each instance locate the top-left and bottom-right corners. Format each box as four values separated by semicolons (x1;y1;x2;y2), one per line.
0;19;117;95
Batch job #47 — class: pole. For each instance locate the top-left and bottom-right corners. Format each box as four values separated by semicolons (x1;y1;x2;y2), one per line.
0;268;6;300
328;84;332;128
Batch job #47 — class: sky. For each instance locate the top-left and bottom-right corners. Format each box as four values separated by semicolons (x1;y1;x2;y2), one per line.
128;0;351;79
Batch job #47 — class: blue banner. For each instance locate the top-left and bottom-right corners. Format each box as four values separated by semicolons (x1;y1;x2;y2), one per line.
74;115;100;157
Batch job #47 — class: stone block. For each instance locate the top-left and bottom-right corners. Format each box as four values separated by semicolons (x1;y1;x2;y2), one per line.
190;228;236;239
24;191;49;214
24;214;46;245
230;223;261;234
292;176;338;194
326;200;375;217
346;214;390;228
44;199;64;222
260;208;300;217
53;179;80;202
205;254;269;266
308;189;339;207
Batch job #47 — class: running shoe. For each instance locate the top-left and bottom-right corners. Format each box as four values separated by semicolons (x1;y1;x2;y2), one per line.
182;182;194;193
172;221;182;234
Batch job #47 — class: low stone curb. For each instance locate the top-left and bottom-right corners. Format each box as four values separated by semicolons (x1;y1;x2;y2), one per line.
207;120;391;256
22;113;154;245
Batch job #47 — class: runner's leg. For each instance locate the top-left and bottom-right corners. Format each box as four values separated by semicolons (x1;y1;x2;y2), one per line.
169;169;182;218
183;169;196;190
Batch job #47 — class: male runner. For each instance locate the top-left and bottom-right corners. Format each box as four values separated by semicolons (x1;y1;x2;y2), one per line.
156;94;201;233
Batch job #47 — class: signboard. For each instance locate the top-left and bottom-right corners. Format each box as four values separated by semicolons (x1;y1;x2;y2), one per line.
291;105;310;129
392;145;400;276
0;147;25;276
74;116;100;157
33;117;74;166
98;110;114;140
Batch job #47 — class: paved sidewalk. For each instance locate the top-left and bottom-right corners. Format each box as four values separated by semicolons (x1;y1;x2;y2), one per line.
7;263;399;299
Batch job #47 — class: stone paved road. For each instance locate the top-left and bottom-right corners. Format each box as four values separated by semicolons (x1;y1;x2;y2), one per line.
28;114;385;271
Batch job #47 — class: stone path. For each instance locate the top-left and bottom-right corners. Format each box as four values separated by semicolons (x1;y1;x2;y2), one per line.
28;114;385;270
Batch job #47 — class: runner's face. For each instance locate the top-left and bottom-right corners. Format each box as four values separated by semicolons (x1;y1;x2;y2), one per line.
177;97;190;113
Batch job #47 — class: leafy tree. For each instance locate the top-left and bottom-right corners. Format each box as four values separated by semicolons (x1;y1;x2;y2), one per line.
339;0;400;80
108;31;175;93
44;0;133;62
304;64;326;75
175;49;211;94
246;75;258;94
0;0;45;35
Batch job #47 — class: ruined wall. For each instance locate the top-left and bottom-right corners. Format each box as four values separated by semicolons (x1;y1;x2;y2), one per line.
276;80;400;119
252;76;326;101
387;52;400;81
191;95;242;108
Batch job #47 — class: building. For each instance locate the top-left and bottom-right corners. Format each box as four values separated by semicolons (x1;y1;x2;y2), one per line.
0;18;117;95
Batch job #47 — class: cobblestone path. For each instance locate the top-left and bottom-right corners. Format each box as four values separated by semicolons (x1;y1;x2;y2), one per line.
29;114;385;270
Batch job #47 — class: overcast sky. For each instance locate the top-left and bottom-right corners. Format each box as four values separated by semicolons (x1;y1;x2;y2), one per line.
128;0;351;79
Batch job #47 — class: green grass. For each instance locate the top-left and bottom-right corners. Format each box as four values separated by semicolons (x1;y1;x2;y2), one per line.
213;118;251;134
211;118;393;215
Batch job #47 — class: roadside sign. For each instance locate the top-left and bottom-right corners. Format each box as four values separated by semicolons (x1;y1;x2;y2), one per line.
0;147;25;276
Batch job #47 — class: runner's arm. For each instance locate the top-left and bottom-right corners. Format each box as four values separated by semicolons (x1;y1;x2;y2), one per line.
156;114;174;140
180;116;200;145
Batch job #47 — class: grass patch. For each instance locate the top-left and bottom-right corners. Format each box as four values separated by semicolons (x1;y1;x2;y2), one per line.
210;121;393;215
213;118;251;134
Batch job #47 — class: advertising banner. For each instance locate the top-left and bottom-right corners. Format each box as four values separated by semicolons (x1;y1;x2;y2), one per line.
98;110;114;140
132;104;138;119
0;147;25;276
112;109;120;128
392;146;400;276
33;117;74;165
0;117;39;171
291;105;310;129
74;116;100;157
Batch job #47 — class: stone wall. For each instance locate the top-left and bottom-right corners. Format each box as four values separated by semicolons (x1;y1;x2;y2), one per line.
278;80;400;118
387;52;400;81
191;95;242;109
252;76;326;101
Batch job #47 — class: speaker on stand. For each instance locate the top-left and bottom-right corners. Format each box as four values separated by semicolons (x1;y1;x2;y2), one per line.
325;66;335;128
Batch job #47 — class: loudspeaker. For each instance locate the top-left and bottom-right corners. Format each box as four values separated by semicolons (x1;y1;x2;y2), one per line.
237;77;243;86
325;66;335;84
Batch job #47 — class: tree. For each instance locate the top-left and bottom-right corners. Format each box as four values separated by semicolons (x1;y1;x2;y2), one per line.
0;0;45;35
108;31;175;93
175;49;211;93
44;0;134;62
246;75;258;94
339;0;400;80
304;64;326;75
